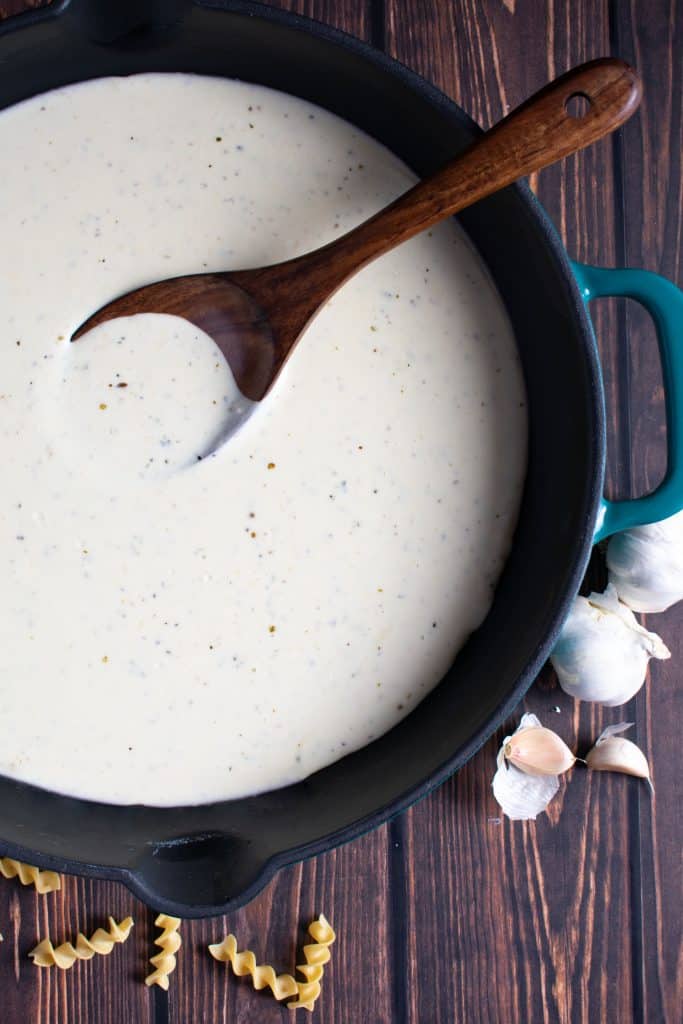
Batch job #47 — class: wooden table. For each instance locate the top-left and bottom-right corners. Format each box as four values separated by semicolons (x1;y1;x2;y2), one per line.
0;1;680;1021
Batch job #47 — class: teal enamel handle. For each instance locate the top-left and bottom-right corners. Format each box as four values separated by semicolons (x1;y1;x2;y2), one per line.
572;261;683;542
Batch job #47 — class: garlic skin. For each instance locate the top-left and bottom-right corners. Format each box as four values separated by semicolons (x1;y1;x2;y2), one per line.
492;714;562;820
504;726;575;776
607;509;683;613
586;722;653;791
550;584;670;706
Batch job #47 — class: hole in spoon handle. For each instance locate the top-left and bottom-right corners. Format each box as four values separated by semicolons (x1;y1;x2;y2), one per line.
425;58;643;211
564;92;592;118
501;57;643;163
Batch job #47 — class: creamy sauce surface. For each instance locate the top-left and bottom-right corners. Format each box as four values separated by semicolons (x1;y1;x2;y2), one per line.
0;74;527;805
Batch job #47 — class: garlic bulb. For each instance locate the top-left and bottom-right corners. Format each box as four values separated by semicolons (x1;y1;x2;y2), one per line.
550;584;670;706
607;509;683;612
492;714;564;820
586;722;653;791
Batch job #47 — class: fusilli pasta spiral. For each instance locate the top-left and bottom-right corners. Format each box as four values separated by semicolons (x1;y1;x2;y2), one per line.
29;916;134;969
145;913;182;990
0;858;61;894
208;934;298;1000
208;913;335;1011
287;914;336;1012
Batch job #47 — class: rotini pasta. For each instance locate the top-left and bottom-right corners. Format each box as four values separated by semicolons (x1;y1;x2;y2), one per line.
145;913;182;990
29;916;134;969
0;858;61;894
208;913;335;1012
287;914;336;1012
208;934;298;1000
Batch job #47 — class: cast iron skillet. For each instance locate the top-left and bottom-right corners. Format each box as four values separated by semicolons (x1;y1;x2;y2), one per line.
1;0;682;917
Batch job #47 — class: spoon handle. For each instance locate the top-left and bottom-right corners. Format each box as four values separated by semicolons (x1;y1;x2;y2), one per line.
300;58;641;286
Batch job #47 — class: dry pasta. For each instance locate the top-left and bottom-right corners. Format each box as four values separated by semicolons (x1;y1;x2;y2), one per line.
29;916;134;969
208;913;335;1012
145;913;182;990
208;934;298;1000
0;858;61;894
287;914;336;1012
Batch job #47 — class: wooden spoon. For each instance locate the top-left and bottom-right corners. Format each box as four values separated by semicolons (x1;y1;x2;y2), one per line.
72;59;641;443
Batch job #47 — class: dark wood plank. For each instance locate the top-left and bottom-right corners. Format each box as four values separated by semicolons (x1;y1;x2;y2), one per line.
612;4;683;1023
385;2;657;1022
0;870;155;1024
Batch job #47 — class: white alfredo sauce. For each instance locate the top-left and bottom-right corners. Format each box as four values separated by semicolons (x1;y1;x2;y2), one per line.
0;74;527;805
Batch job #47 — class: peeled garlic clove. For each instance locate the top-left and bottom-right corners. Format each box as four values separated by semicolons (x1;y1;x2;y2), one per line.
607;509;683;612
491;713;565;820
550;583;670;706
586;722;653;790
504;725;575;776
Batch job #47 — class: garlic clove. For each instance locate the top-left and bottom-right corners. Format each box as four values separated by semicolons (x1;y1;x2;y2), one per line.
550;583;670;707
492;714;564;819
504;725;576;776
585;722;653;791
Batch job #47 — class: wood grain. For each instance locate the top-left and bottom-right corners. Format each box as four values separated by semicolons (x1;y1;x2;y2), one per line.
612;4;683;1023
0;2;681;1023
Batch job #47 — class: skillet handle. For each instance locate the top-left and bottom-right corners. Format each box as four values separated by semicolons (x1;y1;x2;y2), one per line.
572;261;683;542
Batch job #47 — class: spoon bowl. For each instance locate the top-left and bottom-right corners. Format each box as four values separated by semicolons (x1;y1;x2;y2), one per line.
75;274;276;401
75;276;272;445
